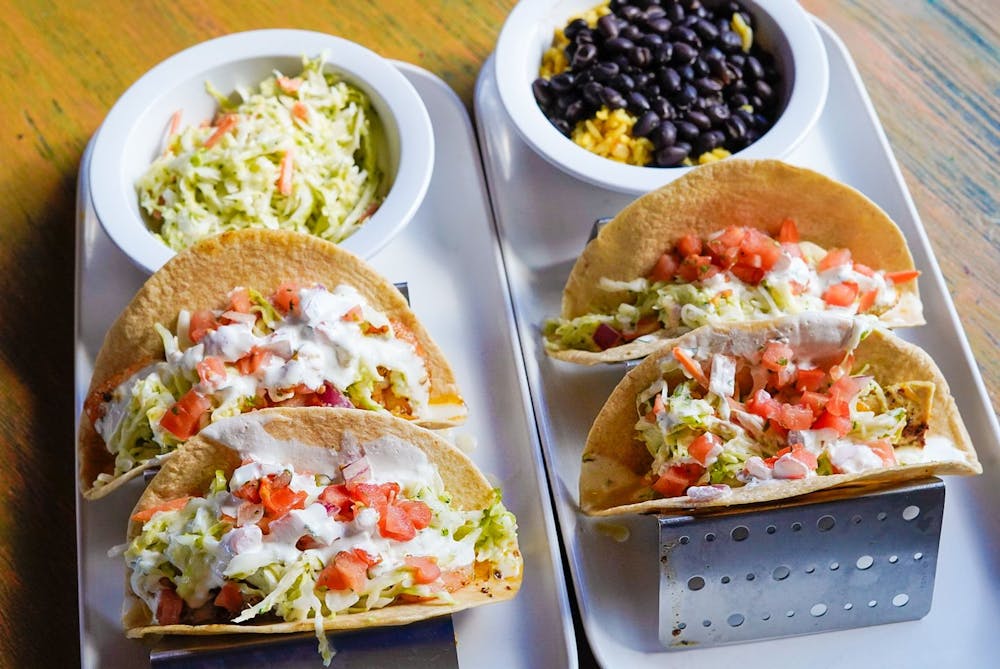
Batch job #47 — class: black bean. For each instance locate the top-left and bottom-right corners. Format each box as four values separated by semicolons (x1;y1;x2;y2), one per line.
611;54;630;69
686;110;711;130
641;33;664;48
571;42;598;69
665;3;684;23
574;29;595;44
695;77;723;95
606;36;635;54
694;18;719;42
644;6;666;21
704;129;726;150
730;93;750;108
612;73;635;91
633;110;660;137
657;67;682;93
647;17;673;34
582;81;605;105
744;128;762;144
597;14;620;39
706;104;730;124
733;108;755;126
552;118;572;136
653;42;673;64
549;72;575;93
675;120;699;142
630;46;652;67
672;82;698;107
729;53;746;69
620;5;642;21
651;120;678;149
749;96;764;111
744;55;765;81
682;14;700;28
593;61;620;81
671;42;698;65
655;143;689;167
564;18;588;40
565;99;587;122
601;86;628;109
531;78;553;106
678;65;695;81
651;96;674;119
669;25;700;46
708;57;728;79
627;91;651;112
724;114;747;139
720;30;743;52
754;79;774;103
621;24;643;42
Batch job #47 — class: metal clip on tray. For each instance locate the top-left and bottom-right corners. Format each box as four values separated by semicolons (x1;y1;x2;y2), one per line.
583;219;946;648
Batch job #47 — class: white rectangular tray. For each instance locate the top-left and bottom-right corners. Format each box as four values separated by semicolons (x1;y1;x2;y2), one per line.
474;18;1000;669
74;63;576;669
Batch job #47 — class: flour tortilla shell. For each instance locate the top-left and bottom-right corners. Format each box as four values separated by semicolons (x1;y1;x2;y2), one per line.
80;229;465;499
579;314;979;516
123;407;521;636
554;159;923;364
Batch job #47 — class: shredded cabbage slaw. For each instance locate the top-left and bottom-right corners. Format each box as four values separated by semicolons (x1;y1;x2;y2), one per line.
138;56;382;250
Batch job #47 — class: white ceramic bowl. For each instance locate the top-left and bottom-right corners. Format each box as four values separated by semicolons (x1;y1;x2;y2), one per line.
89;29;434;274
495;0;828;195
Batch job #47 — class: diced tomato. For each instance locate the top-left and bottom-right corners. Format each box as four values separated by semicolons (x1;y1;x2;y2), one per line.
677;255;718;282
405;556;442;585
857;289;878;313
156;588;184;625
868;439;897;466
189;309;218;343
379;502;418;541
761;342;794;372
828;353;855;382
214;581;244;614
827;375;868;417
235;347;272;375
159;389;212;439
645;393;665;422
676;234;703;258
737;228;782;272
272;282;302;316
746;388;780;421
687;433;722;466
822;282;860;307
317;550;371;593
228;287;252;313
730;264;765;285
341;305;363;322
790;444;818;470
795;368;827;392
777;403;815;430
197;357;226;387
131;496;193;523
347;481;398;516
672;346;709;388
811;409;852;436
706;227;744;269
232;480;261;503
777;218;799;243
799;390;829;416
398;500;432;530
318;484;355;520
818;248;852;271
649;252;679;282
886;270;921;284
852;262;875;277
651;463;705;498
259;475;307;518
296;535;323;550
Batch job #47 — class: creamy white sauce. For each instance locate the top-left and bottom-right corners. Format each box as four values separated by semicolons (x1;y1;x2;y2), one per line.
827;441;884;474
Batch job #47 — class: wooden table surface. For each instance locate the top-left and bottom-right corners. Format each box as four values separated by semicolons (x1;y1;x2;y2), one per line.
0;1;995;666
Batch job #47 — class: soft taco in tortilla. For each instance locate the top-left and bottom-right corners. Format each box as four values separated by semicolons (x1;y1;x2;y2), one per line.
80;229;466;499
580;313;979;516
123;407;521;664
544;159;924;364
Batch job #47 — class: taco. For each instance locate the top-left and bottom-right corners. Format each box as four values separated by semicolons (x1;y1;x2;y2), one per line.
543;159;924;364
80;229;466;499
123;407;521;664
579;313;980;516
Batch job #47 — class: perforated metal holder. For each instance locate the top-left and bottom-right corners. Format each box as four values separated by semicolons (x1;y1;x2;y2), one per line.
657;477;945;648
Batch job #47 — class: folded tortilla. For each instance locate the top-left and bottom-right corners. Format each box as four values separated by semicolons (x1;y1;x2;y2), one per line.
124;407;522;637
580;314;979;516
551;159;923;364
79;229;466;499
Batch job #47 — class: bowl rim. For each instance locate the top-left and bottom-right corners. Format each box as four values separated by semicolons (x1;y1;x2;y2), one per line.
494;0;829;195
89;28;434;274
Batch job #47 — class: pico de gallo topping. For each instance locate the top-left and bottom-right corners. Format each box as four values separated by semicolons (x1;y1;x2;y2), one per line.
544;219;920;353
125;431;520;665
633;330;936;501
88;283;459;489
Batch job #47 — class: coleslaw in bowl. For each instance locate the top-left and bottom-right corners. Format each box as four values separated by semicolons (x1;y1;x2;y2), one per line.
89;30;433;273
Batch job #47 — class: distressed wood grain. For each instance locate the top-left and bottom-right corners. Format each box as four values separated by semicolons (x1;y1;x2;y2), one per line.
0;1;995;666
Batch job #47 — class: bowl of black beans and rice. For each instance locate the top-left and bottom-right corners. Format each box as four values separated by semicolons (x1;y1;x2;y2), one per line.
494;0;828;194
